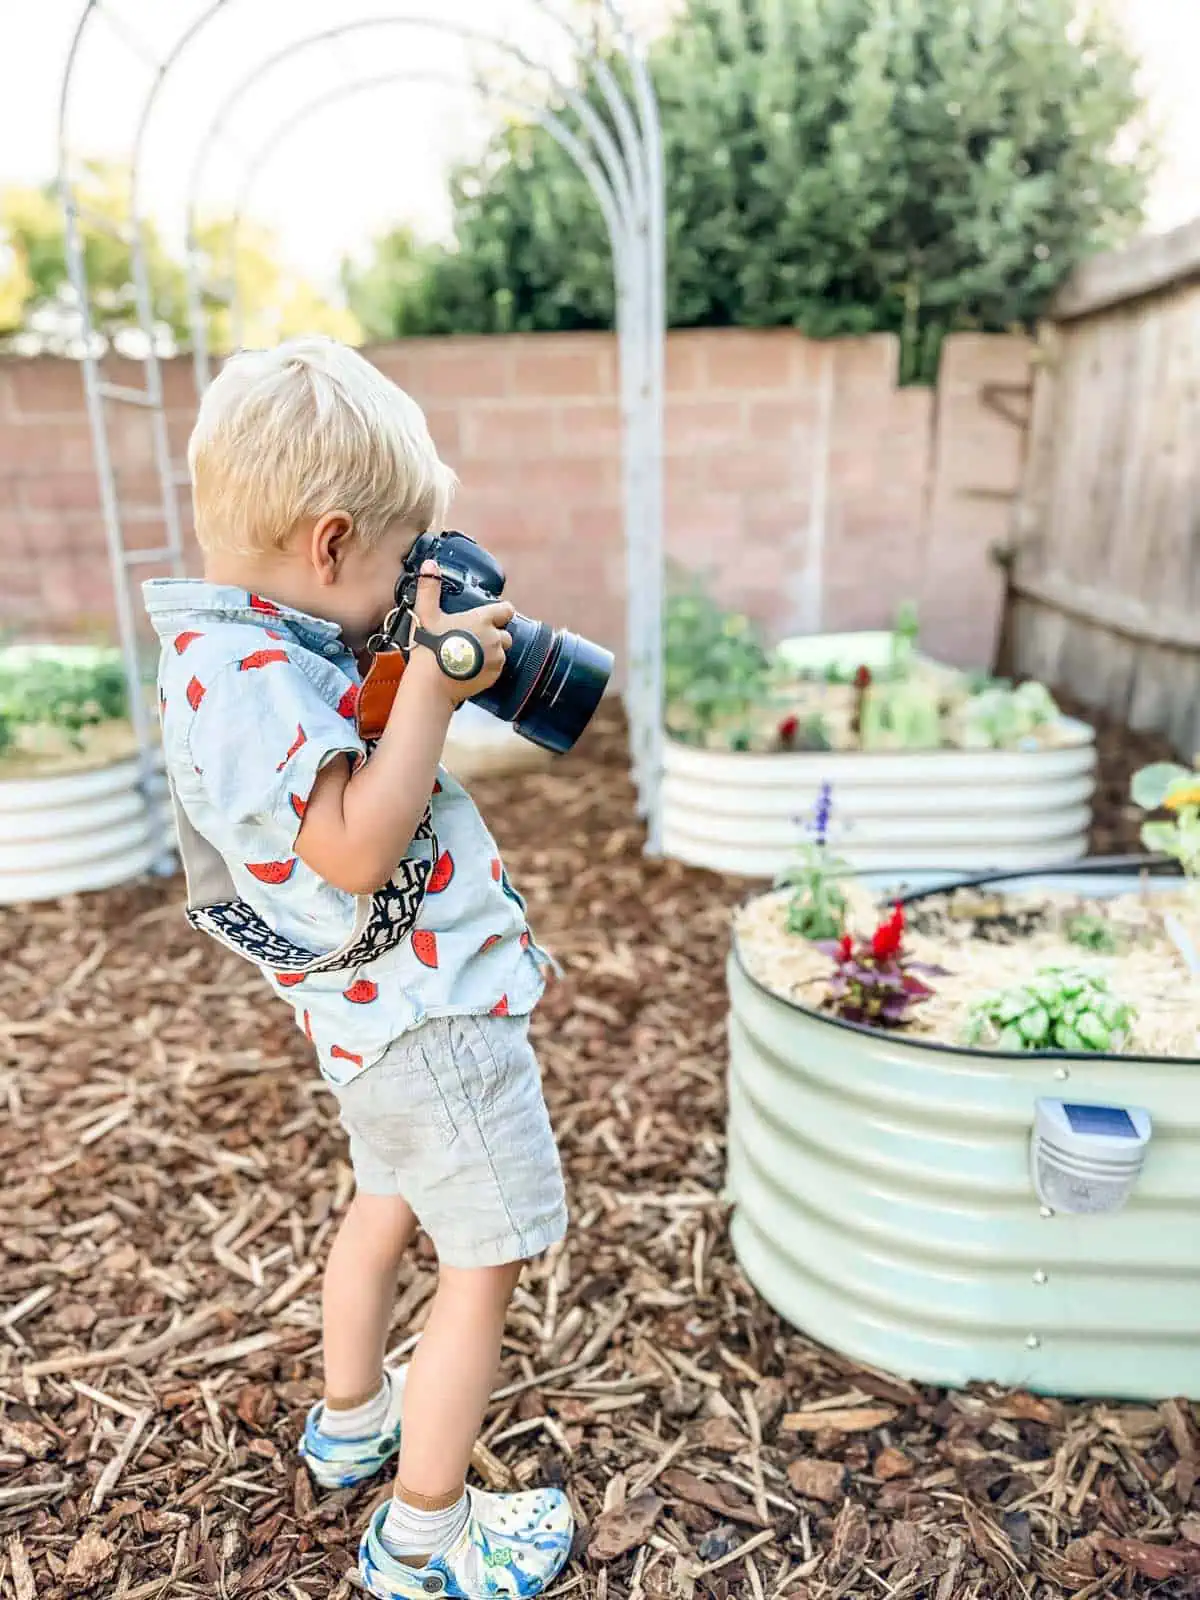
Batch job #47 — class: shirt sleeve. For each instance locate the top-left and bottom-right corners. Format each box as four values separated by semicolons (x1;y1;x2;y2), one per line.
183;651;364;853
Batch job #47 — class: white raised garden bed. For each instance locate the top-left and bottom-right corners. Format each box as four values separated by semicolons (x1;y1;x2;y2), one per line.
663;732;1097;877
0;646;171;905
0;755;168;904
663;629;1096;878
727;868;1200;1400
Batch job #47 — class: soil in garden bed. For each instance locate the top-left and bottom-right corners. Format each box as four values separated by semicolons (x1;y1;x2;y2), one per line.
0;718;140;779
736;880;1200;1058
2;705;1199;1600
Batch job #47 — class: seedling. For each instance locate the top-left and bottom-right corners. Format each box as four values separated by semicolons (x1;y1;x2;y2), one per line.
962;967;1136;1053
1131;760;1200;879
777;783;851;941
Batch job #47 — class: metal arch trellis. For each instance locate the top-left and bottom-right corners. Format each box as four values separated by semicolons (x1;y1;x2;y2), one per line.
56;0;666;855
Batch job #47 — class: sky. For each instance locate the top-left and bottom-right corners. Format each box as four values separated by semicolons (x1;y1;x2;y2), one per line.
0;0;657;283
0;0;1195;292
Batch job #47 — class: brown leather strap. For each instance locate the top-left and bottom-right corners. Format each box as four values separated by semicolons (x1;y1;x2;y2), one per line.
357;651;406;741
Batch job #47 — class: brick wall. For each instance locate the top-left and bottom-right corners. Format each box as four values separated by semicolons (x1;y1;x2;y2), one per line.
0;327;1031;670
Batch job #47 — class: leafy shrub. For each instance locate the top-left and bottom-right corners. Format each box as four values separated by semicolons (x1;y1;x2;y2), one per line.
0;648;129;748
346;0;1151;382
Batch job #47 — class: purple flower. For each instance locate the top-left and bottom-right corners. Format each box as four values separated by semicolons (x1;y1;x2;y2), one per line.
808;781;834;848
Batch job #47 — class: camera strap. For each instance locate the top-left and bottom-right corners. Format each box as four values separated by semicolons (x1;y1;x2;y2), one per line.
356;603;486;742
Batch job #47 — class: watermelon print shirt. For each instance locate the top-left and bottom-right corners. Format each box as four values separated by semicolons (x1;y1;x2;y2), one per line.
143;579;545;1088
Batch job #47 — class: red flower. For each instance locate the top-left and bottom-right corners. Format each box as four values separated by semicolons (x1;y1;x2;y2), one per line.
837;933;853;962
871;904;905;960
854;664;873;690
778;714;799;744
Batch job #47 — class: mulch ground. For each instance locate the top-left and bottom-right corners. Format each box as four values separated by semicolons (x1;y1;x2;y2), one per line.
1;704;1198;1600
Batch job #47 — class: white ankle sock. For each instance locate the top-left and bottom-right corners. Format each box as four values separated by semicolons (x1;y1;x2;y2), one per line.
381;1491;470;1561
320;1378;390;1440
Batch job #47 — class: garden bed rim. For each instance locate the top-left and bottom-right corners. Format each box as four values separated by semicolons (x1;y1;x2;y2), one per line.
730;854;1200;1068
666;716;1095;763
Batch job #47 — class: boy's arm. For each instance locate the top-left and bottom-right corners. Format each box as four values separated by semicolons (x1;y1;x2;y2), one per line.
296;567;512;895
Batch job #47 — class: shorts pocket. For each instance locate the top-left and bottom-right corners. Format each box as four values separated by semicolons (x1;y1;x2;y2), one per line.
367;1034;460;1148
455;1016;524;1114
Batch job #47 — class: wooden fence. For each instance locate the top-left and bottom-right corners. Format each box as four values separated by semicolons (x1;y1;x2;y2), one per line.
1007;219;1200;758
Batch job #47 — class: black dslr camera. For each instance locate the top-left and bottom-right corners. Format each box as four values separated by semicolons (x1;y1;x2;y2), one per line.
389;531;613;755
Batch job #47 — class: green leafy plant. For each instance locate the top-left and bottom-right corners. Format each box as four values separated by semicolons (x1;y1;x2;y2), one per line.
860;679;943;751
1065;912;1122;955
778;712;832;753
777;783;850;940
664;587;771;745
962;967;1136;1053
888;601;920;680
0;648;128;746
345;0;1151;384
1131;760;1200;877
821;903;944;1027
958;680;1060;750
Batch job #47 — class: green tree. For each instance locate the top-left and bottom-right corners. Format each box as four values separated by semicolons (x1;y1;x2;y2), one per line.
340;224;449;341
1;161;359;353
193;217;361;350
347;0;1152;380
1;163;189;350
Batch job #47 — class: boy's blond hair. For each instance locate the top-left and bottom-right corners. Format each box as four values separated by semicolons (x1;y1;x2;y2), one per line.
188;336;455;555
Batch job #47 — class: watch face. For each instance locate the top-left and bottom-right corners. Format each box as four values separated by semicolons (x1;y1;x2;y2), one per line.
438;632;481;680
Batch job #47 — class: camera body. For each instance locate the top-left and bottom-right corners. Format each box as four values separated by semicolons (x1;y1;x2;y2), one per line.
395;531;612;755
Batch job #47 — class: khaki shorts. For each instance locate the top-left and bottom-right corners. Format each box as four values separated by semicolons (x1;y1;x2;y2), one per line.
332;1014;567;1269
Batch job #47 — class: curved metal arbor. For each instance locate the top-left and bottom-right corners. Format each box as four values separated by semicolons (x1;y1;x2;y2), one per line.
56;0;665;851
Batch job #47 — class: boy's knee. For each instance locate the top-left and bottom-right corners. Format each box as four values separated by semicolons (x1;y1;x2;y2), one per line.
345;1192;417;1256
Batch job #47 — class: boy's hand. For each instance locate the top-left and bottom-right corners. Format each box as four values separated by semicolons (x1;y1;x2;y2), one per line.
297;564;514;897
412;560;514;705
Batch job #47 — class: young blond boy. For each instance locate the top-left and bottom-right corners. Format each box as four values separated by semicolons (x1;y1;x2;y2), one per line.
144;337;573;1600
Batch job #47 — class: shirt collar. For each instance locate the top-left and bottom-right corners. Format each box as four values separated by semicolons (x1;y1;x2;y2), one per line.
142;579;348;660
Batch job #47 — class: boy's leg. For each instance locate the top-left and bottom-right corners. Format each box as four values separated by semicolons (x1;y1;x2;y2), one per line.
394;1260;522;1502
323;1192;418;1404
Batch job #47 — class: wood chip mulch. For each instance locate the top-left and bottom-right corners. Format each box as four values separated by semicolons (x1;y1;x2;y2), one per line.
2;704;1197;1600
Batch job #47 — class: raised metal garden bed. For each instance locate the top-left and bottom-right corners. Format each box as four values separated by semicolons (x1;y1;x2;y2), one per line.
663;627;1096;878
727;864;1200;1400
0;646;170;904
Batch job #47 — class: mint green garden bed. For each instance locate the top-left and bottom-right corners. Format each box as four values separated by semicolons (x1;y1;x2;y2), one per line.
728;864;1200;1399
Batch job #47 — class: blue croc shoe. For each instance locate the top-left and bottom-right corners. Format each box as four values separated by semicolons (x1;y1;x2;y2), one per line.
299;1367;407;1490
359;1484;574;1599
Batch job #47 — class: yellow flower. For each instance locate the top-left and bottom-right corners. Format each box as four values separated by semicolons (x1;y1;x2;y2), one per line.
1164;783;1200;812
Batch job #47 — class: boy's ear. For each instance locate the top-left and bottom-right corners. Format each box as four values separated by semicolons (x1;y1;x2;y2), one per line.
311;511;354;584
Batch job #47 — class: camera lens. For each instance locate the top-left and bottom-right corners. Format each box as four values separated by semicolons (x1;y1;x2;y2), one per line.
472;618;612;754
